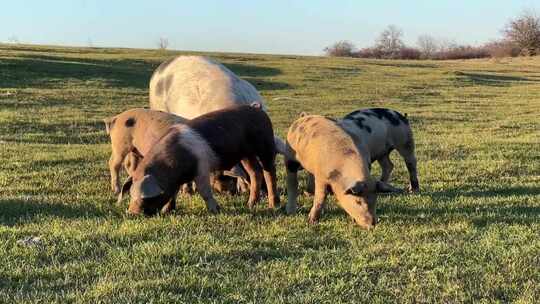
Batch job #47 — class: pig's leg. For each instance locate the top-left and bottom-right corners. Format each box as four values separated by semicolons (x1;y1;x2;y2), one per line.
305;173;315;196
160;194;177;214
308;178;328;224
237;178;249;193
404;155;419;193
109;147;129;195
240;157;263;209
377;154;394;183
396;143;419;193
259;156;280;209
123;152;141;177
194;174;220;214
285;159;301;215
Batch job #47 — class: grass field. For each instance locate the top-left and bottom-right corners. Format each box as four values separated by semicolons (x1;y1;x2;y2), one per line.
1;44;539;303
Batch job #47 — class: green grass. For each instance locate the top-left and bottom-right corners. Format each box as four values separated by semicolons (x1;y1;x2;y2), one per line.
1;43;539;303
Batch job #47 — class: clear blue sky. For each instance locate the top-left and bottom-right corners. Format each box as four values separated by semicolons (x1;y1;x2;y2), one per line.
2;0;539;55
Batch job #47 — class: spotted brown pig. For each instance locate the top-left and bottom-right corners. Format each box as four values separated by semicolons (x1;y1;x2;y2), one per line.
285;114;396;229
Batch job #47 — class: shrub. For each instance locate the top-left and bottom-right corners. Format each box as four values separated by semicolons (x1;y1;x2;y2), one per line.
355;47;382;59
324;40;356;57
484;40;521;58
432;45;490;60
354;46;421;60
396;47;422;60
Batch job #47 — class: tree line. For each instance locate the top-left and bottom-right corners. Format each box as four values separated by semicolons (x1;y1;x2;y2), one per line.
324;10;540;60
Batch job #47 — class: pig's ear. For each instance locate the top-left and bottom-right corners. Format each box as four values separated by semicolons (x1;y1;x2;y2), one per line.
376;181;403;193
345;181;367;196
117;176;133;204
140;175;164;199
103;117;116;134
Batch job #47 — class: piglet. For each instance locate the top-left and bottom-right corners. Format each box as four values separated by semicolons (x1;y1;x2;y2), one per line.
118;103;280;216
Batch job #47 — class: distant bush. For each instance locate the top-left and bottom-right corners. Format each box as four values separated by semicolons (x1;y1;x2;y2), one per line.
396;47;422;60
484;40;521;58
355;47;383;59
324;40;356;57
432;45;490;60
355;46;421;60
334;42;492;60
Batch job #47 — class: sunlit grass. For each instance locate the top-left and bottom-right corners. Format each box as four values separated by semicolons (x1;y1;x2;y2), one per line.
0;44;539;303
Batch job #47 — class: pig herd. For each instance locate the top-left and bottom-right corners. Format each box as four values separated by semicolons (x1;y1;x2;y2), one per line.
105;55;420;230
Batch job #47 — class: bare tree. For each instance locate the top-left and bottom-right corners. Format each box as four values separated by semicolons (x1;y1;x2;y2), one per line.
375;25;404;57
417;35;439;59
323;40;356;57
437;38;458;52
157;37;169;50
503;9;540;55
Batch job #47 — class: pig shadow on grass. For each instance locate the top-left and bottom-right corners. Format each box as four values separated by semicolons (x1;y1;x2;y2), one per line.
222;62;292;91
0;198;110;227
453;71;540;87
223;63;282;77
294;185;540;227
1;54;153;90
247;78;292;91
1;54;291;91
365;61;438;69
227;235;350;264
191;226;350;264
380;185;540;227
1;119;108;145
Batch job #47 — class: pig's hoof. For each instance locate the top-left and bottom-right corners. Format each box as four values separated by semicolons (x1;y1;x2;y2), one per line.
247;198;260;210
308;216;319;225
268;203;280;210
407;185;420;193
208;204;221;214
267;198;280;210
285;206;297;215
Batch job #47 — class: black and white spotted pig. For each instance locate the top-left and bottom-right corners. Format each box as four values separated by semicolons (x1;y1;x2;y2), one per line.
338;108;419;192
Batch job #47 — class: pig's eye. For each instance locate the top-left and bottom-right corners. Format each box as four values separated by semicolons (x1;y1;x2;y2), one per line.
355;199;367;206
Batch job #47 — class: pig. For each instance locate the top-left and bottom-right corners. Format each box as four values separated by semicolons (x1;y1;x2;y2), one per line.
149;55;265;118
285;114;396;229
338;108;419;193
304;108;419;195
103;108;186;195
103;108;246;198
118;104;280;216
148;55;287;155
